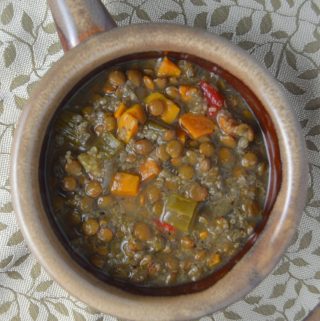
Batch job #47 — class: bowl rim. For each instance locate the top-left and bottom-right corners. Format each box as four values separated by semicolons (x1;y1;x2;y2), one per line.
11;23;307;321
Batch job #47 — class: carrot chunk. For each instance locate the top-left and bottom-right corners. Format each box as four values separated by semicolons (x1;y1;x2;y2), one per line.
179;113;215;139
139;159;161;181
111;172;140;197
162;100;180;124
157;57;181;78
114;102;127;119
117;113;139;143
126;104;146;124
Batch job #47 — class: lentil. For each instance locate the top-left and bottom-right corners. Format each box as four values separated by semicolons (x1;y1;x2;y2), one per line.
199;142;214;157
166;140;183;158
189;182;208;202
134;222;152;241
63;176;77;192
148;99;165;116
127;69;142;86
178;165;194;180
218;147;235;166
65;160;82;176
98;227;113;242
163;129;176;141
143;75;155;90
97;196;113;209
134;139;153;155
108;70;126;87
83;219;99;236
156;145;170;161
85;181;103;198
241;152;258;168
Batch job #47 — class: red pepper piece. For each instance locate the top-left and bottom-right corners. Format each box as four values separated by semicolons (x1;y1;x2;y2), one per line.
154;219;176;233
199;80;225;117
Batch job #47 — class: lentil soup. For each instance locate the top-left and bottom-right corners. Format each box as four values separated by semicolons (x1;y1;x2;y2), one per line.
42;56;270;291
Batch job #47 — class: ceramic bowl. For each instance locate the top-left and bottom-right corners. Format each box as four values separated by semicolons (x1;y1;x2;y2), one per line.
10;1;307;320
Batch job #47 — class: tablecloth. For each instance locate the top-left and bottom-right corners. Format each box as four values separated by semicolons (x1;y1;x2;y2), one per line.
0;0;319;320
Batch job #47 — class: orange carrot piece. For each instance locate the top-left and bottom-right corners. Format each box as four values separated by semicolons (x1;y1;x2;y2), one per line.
139;159;161;181
126;104;146;124
157;57;181;78
111;172;140;197
161;100;180;124
117;112;139;143
179;113;215;139
114;102;127;119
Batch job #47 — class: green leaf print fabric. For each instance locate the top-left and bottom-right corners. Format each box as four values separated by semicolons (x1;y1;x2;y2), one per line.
0;1;319;320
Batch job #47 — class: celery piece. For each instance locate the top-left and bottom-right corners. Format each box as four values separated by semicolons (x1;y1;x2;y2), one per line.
78;133;122;178
143;120;172;142
100;133;124;158
78;148;103;178
147;120;170;131
161;194;198;232
56;111;90;147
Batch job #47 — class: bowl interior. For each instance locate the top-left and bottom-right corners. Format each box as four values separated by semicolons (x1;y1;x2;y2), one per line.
39;51;281;296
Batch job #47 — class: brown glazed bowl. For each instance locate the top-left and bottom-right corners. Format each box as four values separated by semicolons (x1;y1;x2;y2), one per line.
10;1;307;320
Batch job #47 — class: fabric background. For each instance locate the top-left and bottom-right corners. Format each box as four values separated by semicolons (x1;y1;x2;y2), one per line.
0;0;319;320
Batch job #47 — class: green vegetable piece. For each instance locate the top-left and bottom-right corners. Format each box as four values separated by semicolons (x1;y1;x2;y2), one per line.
56;111;91;147
100;132;124;158
161;194;198;232
78;148;103;178
143;120;173;142
78;134;122;178
147;120;168;132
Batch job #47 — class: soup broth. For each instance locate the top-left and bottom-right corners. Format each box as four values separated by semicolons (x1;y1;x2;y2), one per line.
43;57;269;288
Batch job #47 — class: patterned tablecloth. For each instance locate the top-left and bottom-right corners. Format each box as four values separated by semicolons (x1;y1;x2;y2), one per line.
0;0;319;320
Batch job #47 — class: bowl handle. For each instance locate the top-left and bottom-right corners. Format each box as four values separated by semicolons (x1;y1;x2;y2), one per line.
48;0;117;52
